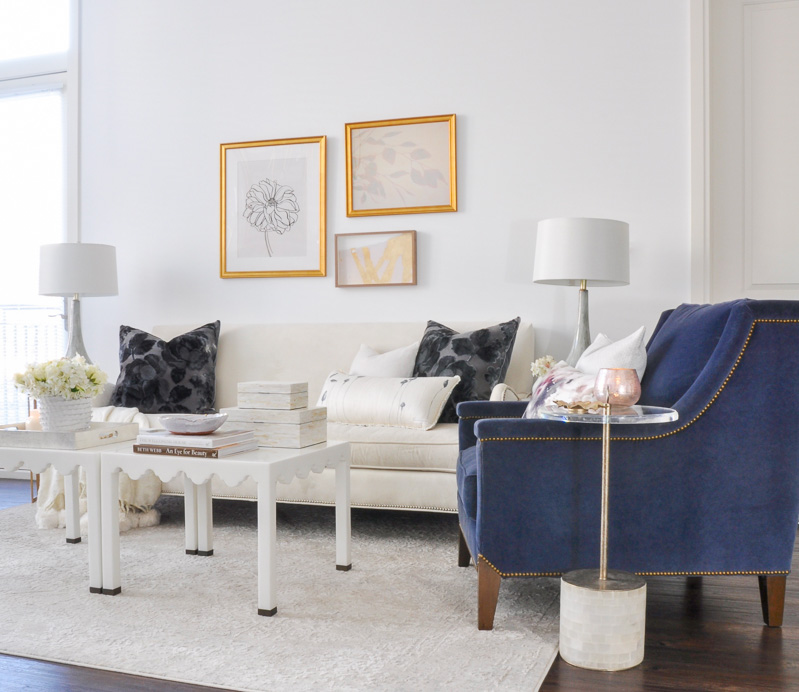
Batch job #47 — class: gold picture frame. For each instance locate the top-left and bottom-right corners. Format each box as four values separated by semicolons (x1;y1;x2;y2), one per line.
335;230;417;287
220;136;326;278
345;114;457;217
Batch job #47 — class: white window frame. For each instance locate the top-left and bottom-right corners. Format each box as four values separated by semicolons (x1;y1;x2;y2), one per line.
0;0;80;243
0;1;80;433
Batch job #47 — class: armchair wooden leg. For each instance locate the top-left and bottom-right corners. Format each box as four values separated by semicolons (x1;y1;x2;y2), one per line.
458;527;471;567
478;557;501;631
758;575;786;627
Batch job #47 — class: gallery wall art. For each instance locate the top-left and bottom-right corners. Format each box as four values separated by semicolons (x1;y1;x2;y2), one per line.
335;230;417;287
345;114;457;217
220;136;326;278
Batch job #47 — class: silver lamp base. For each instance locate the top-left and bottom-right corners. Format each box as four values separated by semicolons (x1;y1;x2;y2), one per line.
565;286;590;366
65;295;92;364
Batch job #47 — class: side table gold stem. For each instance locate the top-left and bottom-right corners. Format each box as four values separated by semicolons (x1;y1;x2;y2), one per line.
599;401;611;581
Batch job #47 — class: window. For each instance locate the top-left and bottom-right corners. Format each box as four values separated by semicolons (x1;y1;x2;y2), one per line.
0;0;74;424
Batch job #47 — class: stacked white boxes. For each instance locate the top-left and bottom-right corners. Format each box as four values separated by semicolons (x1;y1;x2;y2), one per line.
220;381;327;448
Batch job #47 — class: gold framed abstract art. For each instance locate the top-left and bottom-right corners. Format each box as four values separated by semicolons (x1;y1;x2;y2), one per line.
220;136;326;278
335;230;417;287
345;114;457;217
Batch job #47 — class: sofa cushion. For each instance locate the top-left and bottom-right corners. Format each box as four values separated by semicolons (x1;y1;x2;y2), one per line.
318;372;461;430
641;300;744;407
328;422;458;471
110;321;220;414
413;317;521;424
456;446;479;520
349;341;419;377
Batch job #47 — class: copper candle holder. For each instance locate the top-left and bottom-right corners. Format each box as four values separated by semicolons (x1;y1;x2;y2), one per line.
594;368;641;408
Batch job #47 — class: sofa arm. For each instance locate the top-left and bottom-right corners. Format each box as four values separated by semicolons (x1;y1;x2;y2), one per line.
456;400;528;450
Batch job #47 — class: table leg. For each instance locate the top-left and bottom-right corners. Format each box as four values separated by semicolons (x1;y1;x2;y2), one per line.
197;480;213;556
599;402;611;581
335;456;352;571
101;467;122;595
63;469;81;544
256;479;277;616
183;476;198;555
85;462;103;594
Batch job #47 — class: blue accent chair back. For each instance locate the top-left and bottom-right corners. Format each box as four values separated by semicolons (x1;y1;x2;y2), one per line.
456;299;799;630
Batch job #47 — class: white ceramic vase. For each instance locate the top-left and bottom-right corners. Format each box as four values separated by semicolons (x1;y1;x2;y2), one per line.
38;397;93;432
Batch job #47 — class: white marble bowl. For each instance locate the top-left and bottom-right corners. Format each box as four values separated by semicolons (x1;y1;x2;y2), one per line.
158;412;228;435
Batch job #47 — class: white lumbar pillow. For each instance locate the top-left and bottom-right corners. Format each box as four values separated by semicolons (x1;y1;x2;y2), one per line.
575;326;647;379
349;342;420;378
317;372;460;430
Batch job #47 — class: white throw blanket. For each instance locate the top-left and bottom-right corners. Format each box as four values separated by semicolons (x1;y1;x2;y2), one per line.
35;406;163;534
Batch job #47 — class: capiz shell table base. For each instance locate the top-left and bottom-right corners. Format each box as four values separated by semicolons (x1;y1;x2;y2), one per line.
100;441;351;615
560;568;647;671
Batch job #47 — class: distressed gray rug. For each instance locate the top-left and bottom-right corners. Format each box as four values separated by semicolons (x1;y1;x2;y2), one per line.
0;498;559;691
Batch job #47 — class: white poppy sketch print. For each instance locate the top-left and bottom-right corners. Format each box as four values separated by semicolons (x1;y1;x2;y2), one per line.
346;114;457;217
221;136;326;278
242;178;300;257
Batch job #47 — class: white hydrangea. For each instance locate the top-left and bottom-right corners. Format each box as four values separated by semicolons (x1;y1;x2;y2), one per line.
531;355;556;379
13;355;107;400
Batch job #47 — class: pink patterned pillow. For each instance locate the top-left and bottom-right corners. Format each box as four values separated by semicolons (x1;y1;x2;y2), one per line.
522;362;597;418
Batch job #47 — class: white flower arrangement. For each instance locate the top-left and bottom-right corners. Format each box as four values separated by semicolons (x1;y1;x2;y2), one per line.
13;355;107;401
531;355;556;379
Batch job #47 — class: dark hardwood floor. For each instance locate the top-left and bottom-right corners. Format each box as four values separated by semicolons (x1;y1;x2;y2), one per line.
2;477;797;691
542;573;798;691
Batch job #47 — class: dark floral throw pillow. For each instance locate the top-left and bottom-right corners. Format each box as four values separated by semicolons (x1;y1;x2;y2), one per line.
412;317;521;423
110;321;220;414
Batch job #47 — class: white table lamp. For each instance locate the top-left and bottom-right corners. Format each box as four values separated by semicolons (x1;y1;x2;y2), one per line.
39;243;118;364
533;218;629;366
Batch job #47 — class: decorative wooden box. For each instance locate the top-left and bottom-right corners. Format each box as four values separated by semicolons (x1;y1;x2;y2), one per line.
220;406;326;449
237;381;309;410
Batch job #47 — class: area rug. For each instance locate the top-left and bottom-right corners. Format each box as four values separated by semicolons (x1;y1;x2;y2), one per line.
0;498;560;691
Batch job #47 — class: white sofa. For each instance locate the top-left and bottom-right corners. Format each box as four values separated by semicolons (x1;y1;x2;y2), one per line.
129;321;534;513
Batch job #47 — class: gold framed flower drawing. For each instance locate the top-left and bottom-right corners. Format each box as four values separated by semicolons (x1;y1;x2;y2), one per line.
220;136;326;278
345;114;457;217
335;230;417;287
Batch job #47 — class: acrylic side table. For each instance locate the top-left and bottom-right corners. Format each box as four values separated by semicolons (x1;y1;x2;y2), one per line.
539;404;678;671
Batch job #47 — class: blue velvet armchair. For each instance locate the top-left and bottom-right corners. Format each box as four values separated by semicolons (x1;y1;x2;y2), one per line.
456;299;799;630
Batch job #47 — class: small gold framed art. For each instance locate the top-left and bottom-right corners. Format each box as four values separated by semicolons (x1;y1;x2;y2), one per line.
335;230;417;287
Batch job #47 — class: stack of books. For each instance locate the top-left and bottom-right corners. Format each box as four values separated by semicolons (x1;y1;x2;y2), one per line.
133;429;258;458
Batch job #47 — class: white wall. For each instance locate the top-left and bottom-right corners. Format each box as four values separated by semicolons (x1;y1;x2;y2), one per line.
79;0;691;378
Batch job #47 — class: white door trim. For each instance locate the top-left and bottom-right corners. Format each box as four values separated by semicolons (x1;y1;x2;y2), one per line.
690;0;710;304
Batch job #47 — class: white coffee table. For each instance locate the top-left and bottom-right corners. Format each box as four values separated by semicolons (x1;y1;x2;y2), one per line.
100;440;351;615
0;446;104;593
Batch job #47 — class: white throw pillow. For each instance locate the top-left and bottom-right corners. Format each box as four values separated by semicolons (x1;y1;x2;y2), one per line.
317;372;460;430
349;342;420;378
523;362;596;418
575;326;647;379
